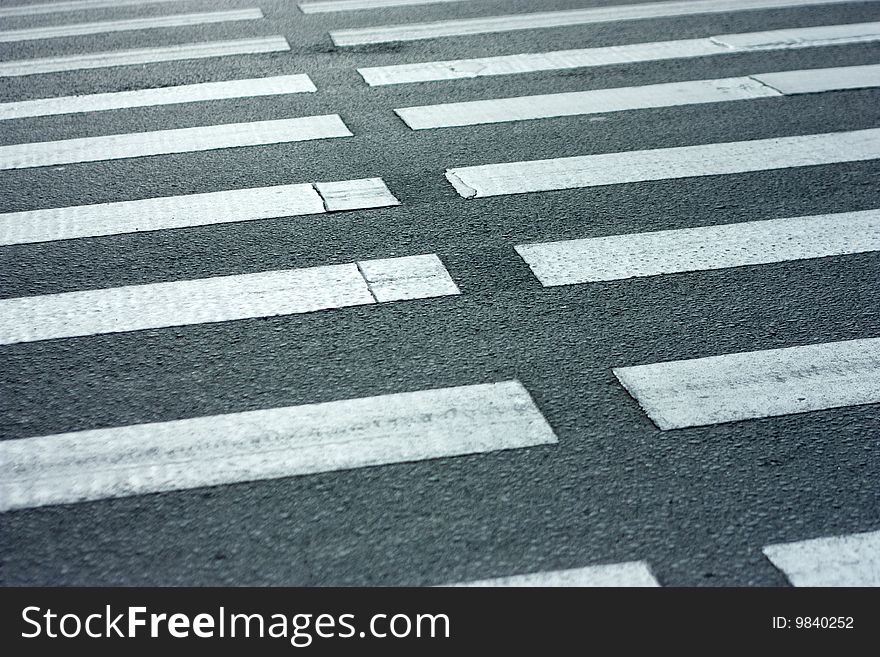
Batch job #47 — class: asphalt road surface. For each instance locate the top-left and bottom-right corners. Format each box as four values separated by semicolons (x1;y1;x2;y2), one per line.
1;0;878;586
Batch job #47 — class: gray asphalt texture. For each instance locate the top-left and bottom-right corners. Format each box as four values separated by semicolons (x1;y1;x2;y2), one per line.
1;0;879;586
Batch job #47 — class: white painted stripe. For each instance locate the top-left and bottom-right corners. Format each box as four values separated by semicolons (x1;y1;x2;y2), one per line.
0;380;555;512
445;129;880;199
763;530;880;586
0;178;399;246
753;63;880;94
359;254;461;301
358;21;880;85
0;9;264;44
398;65;880;129
516;210;880;285
331;0;863;46
397;77;780;129
0;74;316;121
445;562;660;587
613;338;880;430
0;0;188;19
0;115;351;170
0;253;458;344
314;177;400;212
300;0;473;12
0;36;291;78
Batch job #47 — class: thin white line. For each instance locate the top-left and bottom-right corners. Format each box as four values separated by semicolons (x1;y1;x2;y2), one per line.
443;562;660;587
613;338;880;429
0;115;352;170
0;380;557;512
0;9;264;44
445;129;880;199
0;74;317;121
0;36;291;78
0;178;399;246
515;210;880;285
300;0;474;12
0;253;458;344
0;0;189;19
763;530;880;586
331;0;864;46
357;21;880;85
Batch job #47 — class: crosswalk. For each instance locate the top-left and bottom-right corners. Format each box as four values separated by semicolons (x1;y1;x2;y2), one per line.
1;0;877;587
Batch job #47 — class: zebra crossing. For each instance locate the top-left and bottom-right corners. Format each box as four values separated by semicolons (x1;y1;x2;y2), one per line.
1;0;877;587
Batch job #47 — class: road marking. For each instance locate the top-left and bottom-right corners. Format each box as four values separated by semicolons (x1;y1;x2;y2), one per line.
396;65;880;129
398;77;777;130
0;254;458;345
515;210;880;285
0;178;398;246
359;254;460;302
0;115;351;170
315;177;400;212
357;21;880;85
613;338;880;430
0;36;291;78
0;74;316;121
752;63;880;94
445;128;880;199
443;562;660;587
331;0;862;46
0;0;189;19
0;8;263;44
0;380;554;512
300;0;474;12
763;530;880;586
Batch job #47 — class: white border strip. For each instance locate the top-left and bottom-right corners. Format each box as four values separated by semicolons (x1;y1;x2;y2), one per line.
0;9;263;44
763;530;880;586
515;210;880;285
0;36;291;78
332;0;862;46
0;254;460;345
445;129;880;198
358;21;880;86
0;178;399;246
0;74;317;121
0;380;555;512
613;338;880;429
0;115;352;170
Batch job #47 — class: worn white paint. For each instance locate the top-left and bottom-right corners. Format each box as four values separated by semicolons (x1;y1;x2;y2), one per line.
445;562;660;586
613;338;880;429
333;0;862;46
0;254;459;344
763;530;880;586
358;21;880;85
0;9;263;44
0;74;316;121
0;178;399;246
0;36;291;78
0;381;557;512
445;129;880;198
515;210;880;285
0;115;352;170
